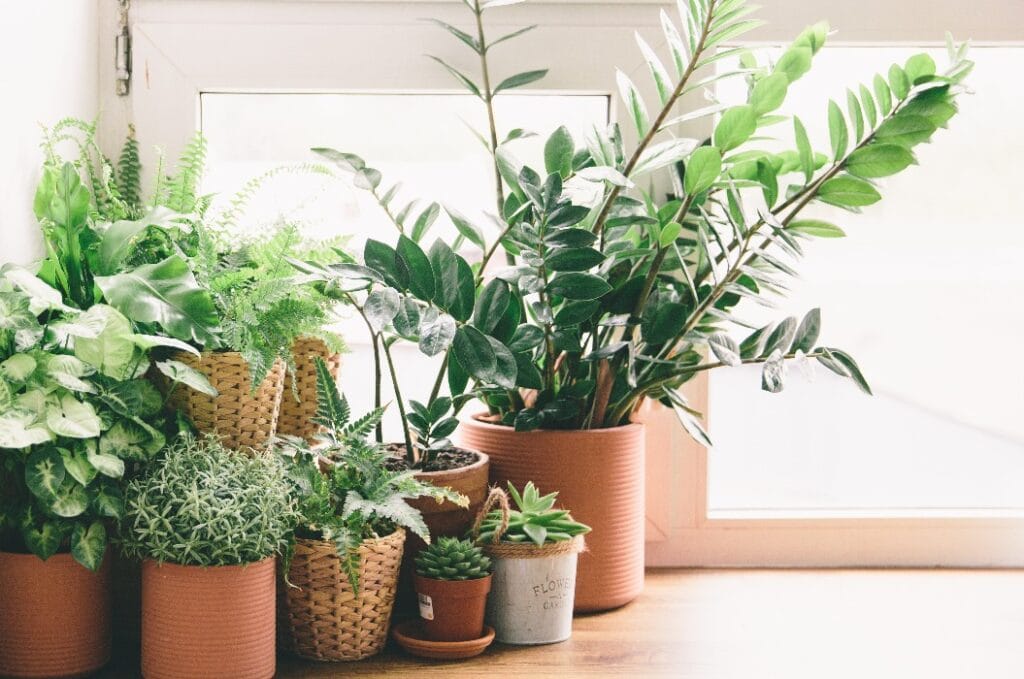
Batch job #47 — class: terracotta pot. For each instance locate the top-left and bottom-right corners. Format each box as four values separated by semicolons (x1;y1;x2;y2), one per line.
277;337;342;442
394;451;490;616
410;451;491;547
142;558;276;679
413;574;492;642
456;416;645;612
157;351;286;451
0;551;111;678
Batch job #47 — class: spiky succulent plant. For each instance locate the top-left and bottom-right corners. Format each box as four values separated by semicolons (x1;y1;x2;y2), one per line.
415;537;492;581
476;482;591;547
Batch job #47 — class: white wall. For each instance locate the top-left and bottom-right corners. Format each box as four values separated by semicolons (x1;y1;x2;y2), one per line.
0;1;99;267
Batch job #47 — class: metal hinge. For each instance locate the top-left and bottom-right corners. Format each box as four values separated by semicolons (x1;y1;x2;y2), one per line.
115;0;131;96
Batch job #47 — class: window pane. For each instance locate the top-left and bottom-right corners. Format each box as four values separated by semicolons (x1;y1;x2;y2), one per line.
200;92;609;438
707;47;1024;515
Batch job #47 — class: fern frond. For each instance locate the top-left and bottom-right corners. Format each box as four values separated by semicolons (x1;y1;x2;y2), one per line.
312;357;350;432
164;132;207;213
212;163;336;231
341;406;386;443
117;126;142;211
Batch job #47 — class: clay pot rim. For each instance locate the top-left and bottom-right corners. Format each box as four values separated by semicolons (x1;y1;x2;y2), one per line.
392;621;496;659
413;572;493;596
142;556;276;573
465;412;644;437
0;549;77;563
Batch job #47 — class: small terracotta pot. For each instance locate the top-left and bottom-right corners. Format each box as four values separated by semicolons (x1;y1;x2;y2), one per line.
157;351;286;451
277;337;342;442
456;416;645;612
0;551;111;678
142;558;276;679
395;451;489;616
413;574;492;642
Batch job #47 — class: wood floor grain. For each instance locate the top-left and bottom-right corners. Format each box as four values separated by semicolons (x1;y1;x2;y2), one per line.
100;569;1024;678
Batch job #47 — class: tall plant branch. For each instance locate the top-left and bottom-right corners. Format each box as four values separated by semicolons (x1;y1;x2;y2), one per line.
473;0;506;217
593;0;720;243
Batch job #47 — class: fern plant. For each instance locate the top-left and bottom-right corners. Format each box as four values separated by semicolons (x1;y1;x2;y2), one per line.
276;358;467;591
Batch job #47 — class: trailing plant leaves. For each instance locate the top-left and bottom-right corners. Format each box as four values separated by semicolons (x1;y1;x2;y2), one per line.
71;522;107;572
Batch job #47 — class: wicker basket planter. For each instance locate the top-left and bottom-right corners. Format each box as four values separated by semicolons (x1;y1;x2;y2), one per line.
277;337;342;442
279;529;406;662
160;351;286;450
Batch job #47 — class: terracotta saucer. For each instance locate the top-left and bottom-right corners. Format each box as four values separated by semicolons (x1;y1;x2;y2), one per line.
391;621;496;660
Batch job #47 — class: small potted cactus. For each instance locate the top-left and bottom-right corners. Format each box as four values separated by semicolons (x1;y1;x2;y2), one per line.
413;537;493;642
474;482;591;645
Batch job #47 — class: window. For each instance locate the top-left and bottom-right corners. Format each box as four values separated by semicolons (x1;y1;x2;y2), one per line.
116;0;1024;567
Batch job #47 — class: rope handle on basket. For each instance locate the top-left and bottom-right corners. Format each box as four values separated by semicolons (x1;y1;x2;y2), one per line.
471;486;510;545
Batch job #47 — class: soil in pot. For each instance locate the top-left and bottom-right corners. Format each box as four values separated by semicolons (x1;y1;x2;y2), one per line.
142;558;276;679
456;416;645;613
0;550;111;678
413;574;492;642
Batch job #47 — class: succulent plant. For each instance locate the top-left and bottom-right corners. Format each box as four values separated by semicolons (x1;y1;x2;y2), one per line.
476;482;591;547
415;537;492;581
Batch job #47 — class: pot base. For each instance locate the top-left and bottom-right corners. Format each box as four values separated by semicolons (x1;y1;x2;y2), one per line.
392;621;495;660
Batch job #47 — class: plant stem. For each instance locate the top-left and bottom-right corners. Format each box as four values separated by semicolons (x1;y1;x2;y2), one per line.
593;0;720;244
473;1;505;217
382;339;416;465
372;333;384;442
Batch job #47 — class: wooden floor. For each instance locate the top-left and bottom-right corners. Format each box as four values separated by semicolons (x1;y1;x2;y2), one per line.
101;568;1024;678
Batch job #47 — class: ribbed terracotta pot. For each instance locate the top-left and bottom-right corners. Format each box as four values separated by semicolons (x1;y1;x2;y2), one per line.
142;558;276;679
277;337;342;442
456;416;645;612
0;551;111;678
413;574;492;642
158;351;285;450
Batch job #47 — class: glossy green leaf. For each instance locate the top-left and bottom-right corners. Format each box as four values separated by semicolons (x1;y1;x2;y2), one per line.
616;69;650;136
827;100;848;160
684;146;722;196
155;360;218;397
547;273;612;301
793;308;821;353
544;126;575;178
494;69;548;93
751;72;789;115
71;521;107;571
817;176;881;207
845;144;915;178
452;326;497;382
714;105;757;152
793;116;814;182
473;279;511;335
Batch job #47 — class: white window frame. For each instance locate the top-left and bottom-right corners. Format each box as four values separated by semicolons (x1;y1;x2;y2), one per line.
104;0;1024;568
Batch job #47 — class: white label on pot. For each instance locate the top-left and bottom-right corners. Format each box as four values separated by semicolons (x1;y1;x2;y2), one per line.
418;593;434;620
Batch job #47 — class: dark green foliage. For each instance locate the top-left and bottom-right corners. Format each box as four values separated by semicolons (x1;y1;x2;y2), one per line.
415;537;491;580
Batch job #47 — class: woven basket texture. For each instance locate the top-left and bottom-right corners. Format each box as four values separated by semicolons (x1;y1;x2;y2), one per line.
279;529;406;662
277;338;342;443
163;351;285;451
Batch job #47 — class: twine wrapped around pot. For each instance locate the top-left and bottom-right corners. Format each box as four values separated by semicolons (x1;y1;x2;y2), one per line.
160;351;285;451
277;337;342;442
472;487;585;559
278;529;406;662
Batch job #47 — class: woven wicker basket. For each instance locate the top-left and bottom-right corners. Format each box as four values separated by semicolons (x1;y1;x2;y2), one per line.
161;351;286;451
279;529;406;662
277;337;342;443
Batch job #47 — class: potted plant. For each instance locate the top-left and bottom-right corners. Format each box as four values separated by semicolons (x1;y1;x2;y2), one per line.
121;435;297;679
473;483;590;645
0;270;191;678
39;121;345;450
307;0;972;610
275;357;467;662
413;537;493;641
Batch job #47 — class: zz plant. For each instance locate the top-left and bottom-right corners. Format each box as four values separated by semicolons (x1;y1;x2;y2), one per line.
276;358;468;591
303;0;972;443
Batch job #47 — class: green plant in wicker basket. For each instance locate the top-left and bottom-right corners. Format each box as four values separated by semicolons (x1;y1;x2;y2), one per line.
476;482;591;547
121;435;299;567
415;537;492;581
276;357;468;591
